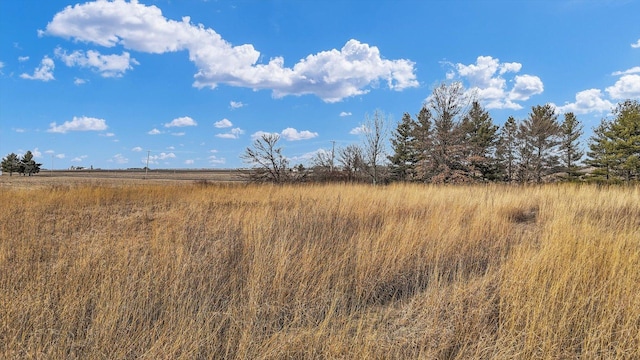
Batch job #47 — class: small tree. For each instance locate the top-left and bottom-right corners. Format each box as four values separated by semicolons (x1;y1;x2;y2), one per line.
559;112;584;180
338;144;366;182
1;153;21;176
362;109;389;185
241;133;289;183
20;151;42;176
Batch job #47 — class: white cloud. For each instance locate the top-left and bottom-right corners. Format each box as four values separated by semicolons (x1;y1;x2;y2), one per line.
55;47;138;77
184;159;195;165
43;1;417;102
100;132;115;137
208;155;226;165
250;131;278;140
632;39;640;48
230;101;244;109
74;77;87;85
32;148;43;158
55;154;65;159
450;56;543;110
171;132;186;136
111;154;128;164
350;125;368;135
606;74;640;99
20;56;55;81
15;128;26;133
339;111;352;117
165;116;197;127
216;127;244;139
131;146;143;152
214;118;233;128
71;155;88;162
48;116;108;133
148;152;176;164
612;66;640;76
509;74;544;101
18;56;29;62
148;128;162;135
0;61;4;75
281;127;318;141
553;89;614;115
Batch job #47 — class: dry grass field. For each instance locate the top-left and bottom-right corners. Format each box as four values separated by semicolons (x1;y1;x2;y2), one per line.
1;178;639;359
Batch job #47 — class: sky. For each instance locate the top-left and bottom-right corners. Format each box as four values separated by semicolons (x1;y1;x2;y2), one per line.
1;0;639;170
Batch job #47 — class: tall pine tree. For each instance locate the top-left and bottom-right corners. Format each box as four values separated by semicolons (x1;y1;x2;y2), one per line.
518;104;561;183
388;112;418;181
460;101;499;181
559;112;584;180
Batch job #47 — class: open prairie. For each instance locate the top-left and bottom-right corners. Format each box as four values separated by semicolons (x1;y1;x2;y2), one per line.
1;180;639;359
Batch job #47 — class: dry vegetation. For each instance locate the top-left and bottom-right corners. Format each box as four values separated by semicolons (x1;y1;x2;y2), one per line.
1;181;639;359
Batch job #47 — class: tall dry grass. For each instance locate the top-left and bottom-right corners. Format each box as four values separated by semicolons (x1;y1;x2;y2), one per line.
1;182;638;359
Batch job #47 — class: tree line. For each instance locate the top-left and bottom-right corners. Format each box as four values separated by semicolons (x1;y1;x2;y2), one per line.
1;151;42;176
243;82;640;184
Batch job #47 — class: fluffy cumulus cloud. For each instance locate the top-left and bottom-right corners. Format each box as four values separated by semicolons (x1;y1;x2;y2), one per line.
43;0;417;102
553;89;614;115
214;118;232;128
164;116;197;127
216;127;244;139
339;111;352;117
55;47;138;77
131;146;143;152
632;39;640;48
450;56;543;110
148;128;162;135
48;116;108;133
281;127;318;141
20;56;55;81
606;74;640;100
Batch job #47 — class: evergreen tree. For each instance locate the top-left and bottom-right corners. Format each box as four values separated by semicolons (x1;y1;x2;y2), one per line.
412;106;434;182
559;112;584;180
496;116;519;182
586;119;615;181
19;151;41;176
460;101;499;181
428;82;470;183
607;100;640;182
387;112;417;181
1;153;21;176
587;100;640;182
518;104;561;183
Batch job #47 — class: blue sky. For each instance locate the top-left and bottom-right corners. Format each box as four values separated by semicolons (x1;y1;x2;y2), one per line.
1;0;639;169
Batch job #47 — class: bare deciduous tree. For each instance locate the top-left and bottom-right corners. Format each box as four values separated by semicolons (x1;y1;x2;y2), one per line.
362;109;390;185
241;133;289;183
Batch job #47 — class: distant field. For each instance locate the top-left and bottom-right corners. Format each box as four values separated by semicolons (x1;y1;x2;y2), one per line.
0;169;243;187
1;182;639;358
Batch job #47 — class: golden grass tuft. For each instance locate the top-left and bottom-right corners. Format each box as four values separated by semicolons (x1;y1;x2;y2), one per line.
1;182;639;358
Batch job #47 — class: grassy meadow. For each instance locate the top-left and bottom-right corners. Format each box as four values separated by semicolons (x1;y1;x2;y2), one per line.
1;182;639;359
